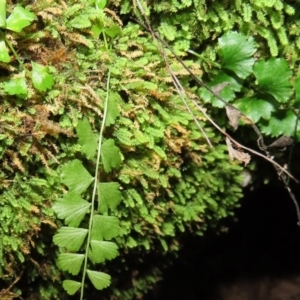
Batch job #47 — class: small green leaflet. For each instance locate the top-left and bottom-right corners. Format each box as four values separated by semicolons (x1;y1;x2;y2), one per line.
253;58;292;103
6;6;36;33
235;97;275;122
53;192;91;227
87;270;111;290
218;31;256;79
105;92;120;126
101;139;122;172
89;240;119;263
57;253;84;275
53;227;88;251
91;215;121;241
3;76;28;97
62;280;81;295
97;182;121;213
76;118;98;160
61;159;94;194
0;38;9;63
31;61;54;92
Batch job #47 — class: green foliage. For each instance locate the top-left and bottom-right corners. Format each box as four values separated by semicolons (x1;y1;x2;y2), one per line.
3;0;289;299
196;30;299;139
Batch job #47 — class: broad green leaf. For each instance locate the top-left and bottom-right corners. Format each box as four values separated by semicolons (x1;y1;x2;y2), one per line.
3;76;28;96
0;38;9;62
76;118;98;160
31;61;54;92
62;280;81;295
89;240;119;263
61;160;94;194
53;227;88;251
261;110;297;137
98;182;121;213
101;139;122;172
57;253;84;275
91;215;121;241
105;92;120;126
235;98;275;123
295;75;300;103
6;6;36;33
0;0;6;27
87;270;111;290
253;58;292;103
53;192;91;227
218;31;256;78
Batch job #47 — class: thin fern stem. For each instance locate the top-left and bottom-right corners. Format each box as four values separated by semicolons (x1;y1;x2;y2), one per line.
79;68;112;300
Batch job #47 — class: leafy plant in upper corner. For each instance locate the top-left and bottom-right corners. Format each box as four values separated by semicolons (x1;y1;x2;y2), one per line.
197;31;300;139
0;1;54;97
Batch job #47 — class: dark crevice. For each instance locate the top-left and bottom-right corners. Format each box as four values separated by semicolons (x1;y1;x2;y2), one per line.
145;184;300;300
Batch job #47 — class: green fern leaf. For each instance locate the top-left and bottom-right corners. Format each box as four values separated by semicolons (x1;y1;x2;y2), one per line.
89;240;119;263
53;227;88;251
106;92;120;126
57;253;85;275
61;160;94;194
76;118;98;160
62;280;81;295
53;192;91;227
97;182;122;213
101;139;122;172
91;215;121;241
87;270;111;290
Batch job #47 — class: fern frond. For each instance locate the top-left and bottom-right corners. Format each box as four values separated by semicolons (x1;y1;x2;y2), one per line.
242;3;252;23
277;27;288;45
6;151;26;173
256;11;269;26
269;10;283;30
62;32;94;48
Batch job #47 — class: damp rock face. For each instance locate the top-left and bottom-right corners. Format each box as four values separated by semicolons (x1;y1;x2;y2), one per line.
145;185;300;300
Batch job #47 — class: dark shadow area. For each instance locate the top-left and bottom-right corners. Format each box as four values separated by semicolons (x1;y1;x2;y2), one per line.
145;183;300;300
